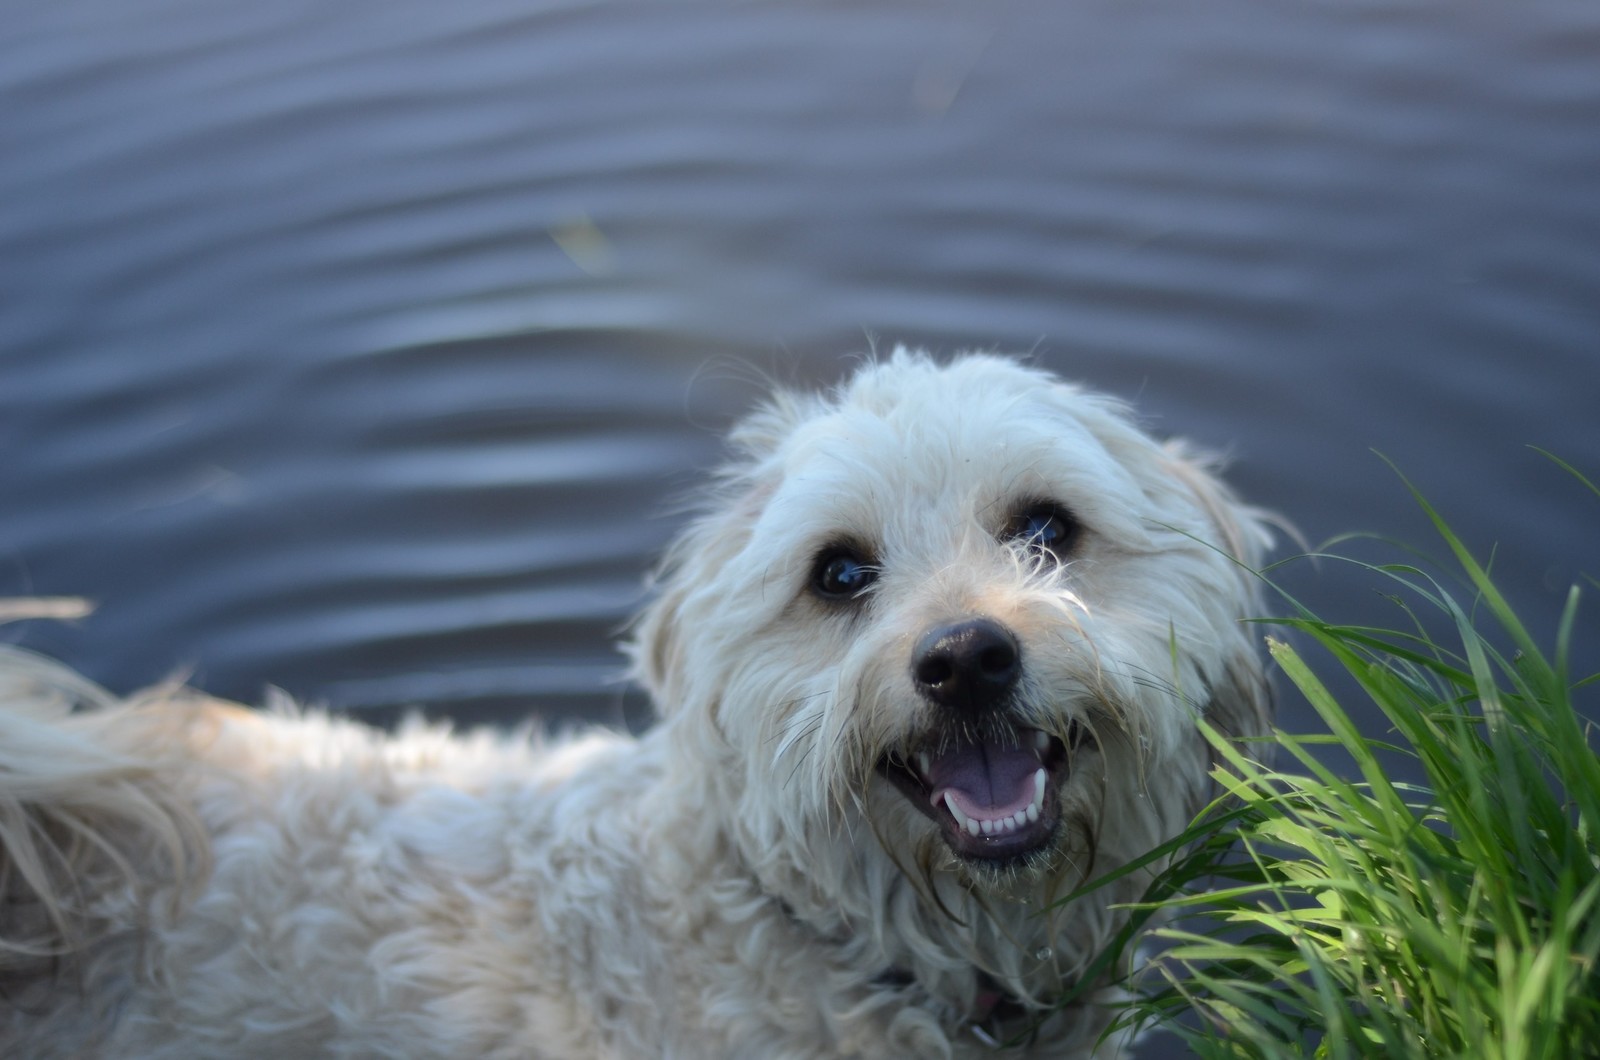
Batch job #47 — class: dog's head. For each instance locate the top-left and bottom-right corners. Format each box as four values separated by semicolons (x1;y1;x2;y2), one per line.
631;351;1270;937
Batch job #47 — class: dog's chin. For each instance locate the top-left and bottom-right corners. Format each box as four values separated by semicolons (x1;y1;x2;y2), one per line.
875;720;1090;869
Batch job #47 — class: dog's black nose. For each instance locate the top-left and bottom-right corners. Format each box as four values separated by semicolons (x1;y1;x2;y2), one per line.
911;618;1021;713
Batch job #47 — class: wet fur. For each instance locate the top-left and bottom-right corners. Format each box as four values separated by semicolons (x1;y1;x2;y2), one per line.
0;351;1272;1058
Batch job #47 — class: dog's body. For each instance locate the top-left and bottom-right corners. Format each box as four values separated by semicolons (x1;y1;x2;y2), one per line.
0;352;1271;1058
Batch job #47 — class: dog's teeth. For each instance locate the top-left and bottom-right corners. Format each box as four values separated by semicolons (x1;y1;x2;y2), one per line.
917;751;930;776
1033;730;1050;755
944;792;981;838
943;790;1033;839
1031;767;1047;812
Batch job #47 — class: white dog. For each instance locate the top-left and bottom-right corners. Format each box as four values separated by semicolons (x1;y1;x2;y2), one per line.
0;351;1270;1058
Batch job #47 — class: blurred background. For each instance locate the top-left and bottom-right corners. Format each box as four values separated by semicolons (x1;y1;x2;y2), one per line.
3;0;1597;750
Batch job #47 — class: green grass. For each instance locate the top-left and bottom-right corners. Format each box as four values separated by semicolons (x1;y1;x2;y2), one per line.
1069;458;1600;1059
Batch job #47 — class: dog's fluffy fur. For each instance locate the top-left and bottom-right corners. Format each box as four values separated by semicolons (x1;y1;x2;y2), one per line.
0;352;1271;1058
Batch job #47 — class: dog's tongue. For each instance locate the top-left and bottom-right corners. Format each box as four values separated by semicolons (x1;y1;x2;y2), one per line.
924;738;1039;819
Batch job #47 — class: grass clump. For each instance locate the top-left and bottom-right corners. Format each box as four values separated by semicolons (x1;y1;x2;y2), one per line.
1073;460;1600;1059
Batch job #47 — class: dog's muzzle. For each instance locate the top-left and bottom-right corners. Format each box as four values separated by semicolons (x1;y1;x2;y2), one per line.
876;617;1089;864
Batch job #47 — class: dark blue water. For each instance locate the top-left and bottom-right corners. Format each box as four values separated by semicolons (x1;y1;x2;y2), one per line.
3;0;1596;772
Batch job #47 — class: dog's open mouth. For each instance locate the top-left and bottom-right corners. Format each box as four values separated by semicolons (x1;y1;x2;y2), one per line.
877;722;1087;862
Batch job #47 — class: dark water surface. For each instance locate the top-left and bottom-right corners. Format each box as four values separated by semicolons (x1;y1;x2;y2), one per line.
4;0;1597;762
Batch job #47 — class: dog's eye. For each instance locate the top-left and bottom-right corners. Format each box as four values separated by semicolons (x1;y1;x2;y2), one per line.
1003;503;1079;558
811;549;877;599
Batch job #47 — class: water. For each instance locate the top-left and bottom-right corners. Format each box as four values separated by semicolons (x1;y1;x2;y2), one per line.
1;0;1597;1029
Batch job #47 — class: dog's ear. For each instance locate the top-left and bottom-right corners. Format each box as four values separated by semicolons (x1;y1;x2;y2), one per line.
1159;439;1273;575
630;394;803;713
1159;441;1277;745
629;500;764;712
629;562;690;710
1204;650;1274;746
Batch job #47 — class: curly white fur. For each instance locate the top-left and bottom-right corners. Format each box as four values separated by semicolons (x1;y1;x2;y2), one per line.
0;351;1271;1058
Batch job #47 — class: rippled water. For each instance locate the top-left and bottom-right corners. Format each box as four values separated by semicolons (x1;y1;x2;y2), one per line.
4;0;1597;750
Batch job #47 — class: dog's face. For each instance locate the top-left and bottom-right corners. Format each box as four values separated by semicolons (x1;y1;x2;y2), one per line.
634;353;1270;907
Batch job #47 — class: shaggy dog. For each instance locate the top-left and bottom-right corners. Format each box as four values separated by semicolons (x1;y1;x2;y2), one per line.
0;351;1271;1058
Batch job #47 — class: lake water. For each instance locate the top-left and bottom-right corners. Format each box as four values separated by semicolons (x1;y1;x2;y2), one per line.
3;0;1597;808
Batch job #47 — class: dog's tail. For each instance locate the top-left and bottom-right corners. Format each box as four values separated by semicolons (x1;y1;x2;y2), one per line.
0;645;209;974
